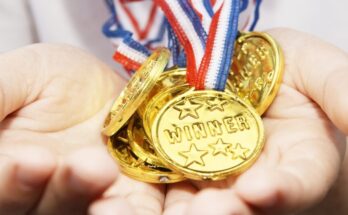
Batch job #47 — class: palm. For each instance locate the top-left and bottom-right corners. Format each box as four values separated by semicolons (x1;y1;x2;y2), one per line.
0;44;132;214
160;29;348;215
163;80;340;215
93;29;348;215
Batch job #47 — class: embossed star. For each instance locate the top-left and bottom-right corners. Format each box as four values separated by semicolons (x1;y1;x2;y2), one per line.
179;143;209;167
209;138;232;156
205;97;228;111
230;143;250;160
173;99;202;120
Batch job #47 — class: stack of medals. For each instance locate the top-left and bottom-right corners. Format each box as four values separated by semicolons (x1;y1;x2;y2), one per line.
102;1;283;183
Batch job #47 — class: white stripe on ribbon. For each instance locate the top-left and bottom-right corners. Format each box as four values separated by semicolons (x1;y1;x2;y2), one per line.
205;0;234;89
164;0;205;72
117;42;149;63
213;0;224;13
189;0;212;33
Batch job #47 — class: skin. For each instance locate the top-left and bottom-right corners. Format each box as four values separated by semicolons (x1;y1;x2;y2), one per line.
0;28;347;215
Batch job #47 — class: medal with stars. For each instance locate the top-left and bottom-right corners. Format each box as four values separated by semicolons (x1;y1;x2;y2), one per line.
151;90;265;180
103;0;282;183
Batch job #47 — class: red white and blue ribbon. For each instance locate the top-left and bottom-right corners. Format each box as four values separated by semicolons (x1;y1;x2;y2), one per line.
103;0;262;88
156;0;240;90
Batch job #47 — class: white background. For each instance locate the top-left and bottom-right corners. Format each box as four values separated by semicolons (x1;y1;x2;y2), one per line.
258;0;348;52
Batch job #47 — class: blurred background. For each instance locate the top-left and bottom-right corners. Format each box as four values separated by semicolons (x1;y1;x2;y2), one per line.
0;0;347;61
258;0;348;52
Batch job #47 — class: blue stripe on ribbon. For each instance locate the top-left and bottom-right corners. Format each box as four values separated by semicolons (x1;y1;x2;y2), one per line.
178;0;207;48
102;0;151;58
203;0;214;17
123;36;151;56
240;0;249;12
145;17;167;47
249;0;262;31
215;0;240;91
168;23;180;65
102;17;130;38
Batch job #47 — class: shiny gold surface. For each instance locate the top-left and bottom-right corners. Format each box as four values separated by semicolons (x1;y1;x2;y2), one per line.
143;84;193;140
127;115;166;167
108;127;185;183
151;90;265;180
137;67;186;119
229;32;284;115
103;48;170;136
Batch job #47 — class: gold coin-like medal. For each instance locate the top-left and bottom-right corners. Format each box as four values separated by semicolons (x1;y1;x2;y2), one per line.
142;78;235;140
108;127;185;183
229;32;284;115
151;90;265;180
143;84;193;140
127;114;166;167
137;67;186;119
103;48;170;136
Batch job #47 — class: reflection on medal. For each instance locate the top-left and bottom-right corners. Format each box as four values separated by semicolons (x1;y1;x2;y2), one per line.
151;90;265;180
143;84;193;140
229;32;284;115
127;115;166;167
103;32;283;183
103;48;170;136
108;127;185;183
137;68;187;119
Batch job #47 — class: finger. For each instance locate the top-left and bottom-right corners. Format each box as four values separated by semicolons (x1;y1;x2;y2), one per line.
163;182;197;215
186;189;253;215
88;197;135;215
235;118;342;214
0;145;55;215
267;28;348;134
33;146;118;215
0;44;40;121
105;175;165;215
0;44;125;131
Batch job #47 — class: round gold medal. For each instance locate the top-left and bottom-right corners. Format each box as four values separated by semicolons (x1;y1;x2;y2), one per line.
143;84;193;140
127;115;166;167
103;48;170;136
229;32;284;115
151;90;265;180
108;127;185;183
137;67;186;119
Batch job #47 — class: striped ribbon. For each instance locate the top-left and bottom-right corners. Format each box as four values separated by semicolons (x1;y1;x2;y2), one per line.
103;0;261;84
156;0;240;90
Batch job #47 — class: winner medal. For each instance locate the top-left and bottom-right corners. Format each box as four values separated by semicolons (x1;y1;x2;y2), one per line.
151;91;264;180
102;0;283;183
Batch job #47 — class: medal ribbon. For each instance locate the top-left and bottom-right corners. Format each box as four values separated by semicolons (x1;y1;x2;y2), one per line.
103;0;261;80
155;0;240;90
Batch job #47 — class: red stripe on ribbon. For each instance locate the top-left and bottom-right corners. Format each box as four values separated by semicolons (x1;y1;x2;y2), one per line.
195;5;223;89
120;0;158;40
155;0;197;85
113;52;142;71
188;0;203;21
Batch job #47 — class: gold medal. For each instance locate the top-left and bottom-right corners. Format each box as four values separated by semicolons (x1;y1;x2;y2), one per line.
127;114;166;167
103;48;170;136
151;90;265;180
229;32;284;115
137;67;186;119
143;84;193;140
108;127;185;183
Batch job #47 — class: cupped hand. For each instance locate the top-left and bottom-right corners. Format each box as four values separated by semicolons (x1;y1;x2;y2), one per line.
0;44;136;215
91;29;348;215
156;28;348;215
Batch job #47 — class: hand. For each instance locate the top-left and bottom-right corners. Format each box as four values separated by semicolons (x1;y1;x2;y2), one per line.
159;28;348;215
91;28;348;215
0;44;130;215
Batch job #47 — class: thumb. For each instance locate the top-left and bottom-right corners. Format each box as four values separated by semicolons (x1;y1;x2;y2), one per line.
268;28;348;134
0;44;43;121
